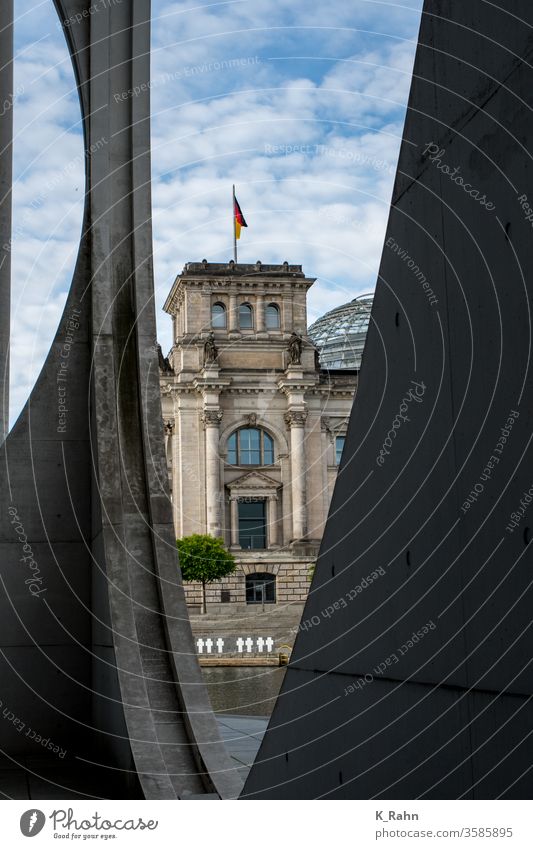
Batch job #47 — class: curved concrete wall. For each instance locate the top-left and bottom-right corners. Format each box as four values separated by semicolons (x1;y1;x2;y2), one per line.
0;0;241;800
244;0;533;799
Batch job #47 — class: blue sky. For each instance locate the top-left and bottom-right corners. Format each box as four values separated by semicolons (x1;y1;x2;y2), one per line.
9;0;423;424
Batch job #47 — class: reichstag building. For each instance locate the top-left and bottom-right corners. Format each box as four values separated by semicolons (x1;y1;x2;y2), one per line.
159;260;372;611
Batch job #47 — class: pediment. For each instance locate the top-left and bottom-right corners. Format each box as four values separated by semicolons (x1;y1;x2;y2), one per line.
227;471;280;492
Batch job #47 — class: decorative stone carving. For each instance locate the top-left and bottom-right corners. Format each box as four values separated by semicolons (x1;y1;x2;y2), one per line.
287;331;303;365
285;410;307;428
164;420;175;435
245;413;258;427
201;409;223;428
204;331;218;364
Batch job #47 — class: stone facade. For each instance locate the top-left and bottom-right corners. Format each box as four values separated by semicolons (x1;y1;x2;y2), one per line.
182;556;313;607
160;260;357;609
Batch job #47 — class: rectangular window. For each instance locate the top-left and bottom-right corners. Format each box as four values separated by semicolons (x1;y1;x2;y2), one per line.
238;500;266;549
335;435;346;465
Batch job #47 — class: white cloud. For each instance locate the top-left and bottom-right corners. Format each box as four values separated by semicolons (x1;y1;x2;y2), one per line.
8;0;422;425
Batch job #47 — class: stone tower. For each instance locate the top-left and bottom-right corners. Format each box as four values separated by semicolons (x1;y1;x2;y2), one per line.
161;260;357;609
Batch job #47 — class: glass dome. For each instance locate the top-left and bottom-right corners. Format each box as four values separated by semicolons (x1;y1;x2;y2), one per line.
308;293;374;370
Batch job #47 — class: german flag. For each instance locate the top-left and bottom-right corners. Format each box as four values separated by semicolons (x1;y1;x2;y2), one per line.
234;195;248;240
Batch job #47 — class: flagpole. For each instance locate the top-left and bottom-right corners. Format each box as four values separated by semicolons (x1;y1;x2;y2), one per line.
232;184;237;263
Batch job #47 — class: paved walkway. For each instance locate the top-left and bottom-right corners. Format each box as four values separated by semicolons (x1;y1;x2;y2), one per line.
216;714;268;782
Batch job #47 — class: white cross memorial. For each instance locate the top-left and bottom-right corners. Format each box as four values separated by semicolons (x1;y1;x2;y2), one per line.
236;637;244;653
257;637;265;653
205;638;213;654
245;637;254;653
216;638;224;654
265;637;274;653
196;638;205;654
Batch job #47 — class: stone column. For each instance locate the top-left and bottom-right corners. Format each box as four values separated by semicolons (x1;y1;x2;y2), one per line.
320;420;331;530
171;417;182;536
256;293;265;332
203;409;223;537
286;411;307;540
0;0;13;442
267;495;279;547
230;497;240;548
164;419;174;501
229;292;238;333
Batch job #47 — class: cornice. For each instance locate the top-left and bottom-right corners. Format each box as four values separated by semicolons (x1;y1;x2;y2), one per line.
193;376;232;393
163;272;316;315
277;379;317;395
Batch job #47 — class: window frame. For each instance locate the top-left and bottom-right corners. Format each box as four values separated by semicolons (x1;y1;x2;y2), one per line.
227;427;275;466
265;302;281;330
211;301;227;329
238;501;267;550
335;434;346;465
245;571;276;603
238;302;254;329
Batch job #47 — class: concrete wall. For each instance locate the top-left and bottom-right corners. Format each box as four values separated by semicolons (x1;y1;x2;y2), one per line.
0;0;241;801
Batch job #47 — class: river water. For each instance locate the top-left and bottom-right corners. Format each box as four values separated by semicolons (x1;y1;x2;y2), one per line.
202;666;286;716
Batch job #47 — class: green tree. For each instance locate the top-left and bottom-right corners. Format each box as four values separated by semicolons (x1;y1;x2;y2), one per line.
177;534;236;614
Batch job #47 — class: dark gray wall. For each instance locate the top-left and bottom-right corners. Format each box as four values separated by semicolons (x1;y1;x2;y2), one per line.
244;0;533;799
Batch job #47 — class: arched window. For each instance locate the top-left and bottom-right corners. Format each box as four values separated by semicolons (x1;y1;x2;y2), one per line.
239;302;253;329
246;572;276;603
211;302;226;329
265;303;280;329
227;427;274;465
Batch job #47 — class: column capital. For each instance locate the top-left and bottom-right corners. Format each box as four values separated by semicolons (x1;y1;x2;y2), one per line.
285;410;307;428
202;410;223;428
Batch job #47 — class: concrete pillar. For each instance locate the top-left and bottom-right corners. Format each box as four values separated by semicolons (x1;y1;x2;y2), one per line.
230;497;240;547
203;410;222;536
286;411;307;540
0;0;13;442
267;495;279;547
